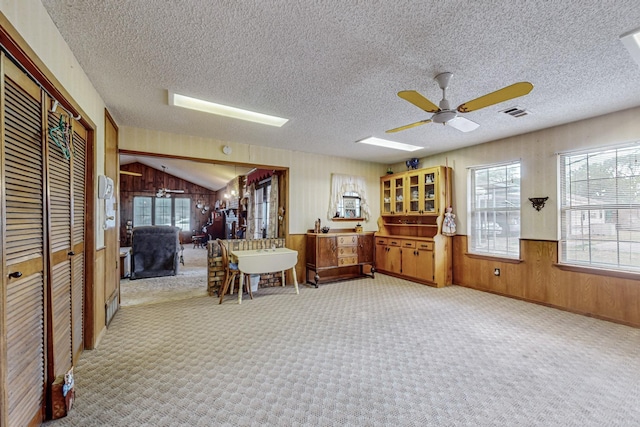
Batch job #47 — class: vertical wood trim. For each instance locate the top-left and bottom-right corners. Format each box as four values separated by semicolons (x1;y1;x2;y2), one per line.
104;109;118;306
0;49;7;427
83;126;97;348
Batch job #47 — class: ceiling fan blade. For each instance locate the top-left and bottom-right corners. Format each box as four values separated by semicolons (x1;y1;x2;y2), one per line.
166;189;185;193
457;82;533;113
446;116;479;132
386;119;432;133
398;91;440;113
120;170;142;176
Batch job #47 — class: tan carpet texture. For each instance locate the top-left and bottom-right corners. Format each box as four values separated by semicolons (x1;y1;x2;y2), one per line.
47;273;640;426
120;247;208;306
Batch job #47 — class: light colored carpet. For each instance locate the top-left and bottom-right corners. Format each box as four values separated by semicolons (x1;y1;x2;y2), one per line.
47;275;640;426
120;247;208;306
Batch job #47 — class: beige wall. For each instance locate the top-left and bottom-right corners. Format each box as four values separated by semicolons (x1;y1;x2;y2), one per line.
390;106;640;241
120;126;387;234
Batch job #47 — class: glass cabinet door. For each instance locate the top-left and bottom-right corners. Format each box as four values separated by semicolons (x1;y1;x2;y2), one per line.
422;170;437;214
393;176;405;214
406;172;423;214
381;177;392;214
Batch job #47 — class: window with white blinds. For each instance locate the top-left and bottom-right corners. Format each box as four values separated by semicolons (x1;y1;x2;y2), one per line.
468;162;521;258
559;144;640;272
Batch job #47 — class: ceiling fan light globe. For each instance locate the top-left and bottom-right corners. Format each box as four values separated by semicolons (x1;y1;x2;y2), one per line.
432;110;457;124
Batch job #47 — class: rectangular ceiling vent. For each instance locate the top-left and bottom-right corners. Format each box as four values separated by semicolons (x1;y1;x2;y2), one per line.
500;106;530;118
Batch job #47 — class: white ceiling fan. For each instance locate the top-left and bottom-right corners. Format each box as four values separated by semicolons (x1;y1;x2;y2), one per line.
387;72;533;133
156;165;185;198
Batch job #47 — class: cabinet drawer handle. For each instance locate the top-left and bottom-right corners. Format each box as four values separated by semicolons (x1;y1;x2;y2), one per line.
8;271;22;279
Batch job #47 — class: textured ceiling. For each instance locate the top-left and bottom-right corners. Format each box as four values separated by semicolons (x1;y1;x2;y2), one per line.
41;0;640;169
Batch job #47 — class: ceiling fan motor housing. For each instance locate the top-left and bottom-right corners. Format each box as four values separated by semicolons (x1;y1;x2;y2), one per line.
432;109;457;124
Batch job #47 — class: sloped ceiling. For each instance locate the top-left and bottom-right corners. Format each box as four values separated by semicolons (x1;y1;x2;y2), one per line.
119;154;253;191
41;0;640;169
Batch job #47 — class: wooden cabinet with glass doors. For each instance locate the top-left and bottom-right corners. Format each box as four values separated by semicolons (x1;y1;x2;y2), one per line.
381;167;441;215
376;166;452;287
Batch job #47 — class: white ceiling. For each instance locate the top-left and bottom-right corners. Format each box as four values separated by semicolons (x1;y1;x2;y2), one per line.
41;1;640;170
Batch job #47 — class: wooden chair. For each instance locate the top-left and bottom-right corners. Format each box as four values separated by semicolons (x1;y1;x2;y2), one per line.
217;239;253;304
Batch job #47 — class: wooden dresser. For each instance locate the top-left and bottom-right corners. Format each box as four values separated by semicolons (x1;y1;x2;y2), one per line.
305;231;374;287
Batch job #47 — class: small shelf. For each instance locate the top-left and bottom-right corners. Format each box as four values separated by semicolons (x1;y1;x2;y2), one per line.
385;223;438;228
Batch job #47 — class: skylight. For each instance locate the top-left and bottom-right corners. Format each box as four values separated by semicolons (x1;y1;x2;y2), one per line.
168;92;289;127
356;137;422;152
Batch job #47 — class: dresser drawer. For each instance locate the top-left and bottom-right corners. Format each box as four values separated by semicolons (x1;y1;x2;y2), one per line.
401;240;416;249
376;237;388;245
338;246;358;256
388;238;402;247
337;234;358;246
338;255;358;266
417;241;434;251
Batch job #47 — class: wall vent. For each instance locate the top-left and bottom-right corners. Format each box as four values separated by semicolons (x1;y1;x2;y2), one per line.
500;106;530;118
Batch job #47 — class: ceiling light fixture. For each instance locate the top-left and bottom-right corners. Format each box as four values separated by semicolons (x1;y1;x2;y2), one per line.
168;92;289;127
620;27;640;68
356;137;422;152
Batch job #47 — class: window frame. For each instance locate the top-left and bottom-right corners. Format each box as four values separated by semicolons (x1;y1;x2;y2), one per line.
468;161;521;259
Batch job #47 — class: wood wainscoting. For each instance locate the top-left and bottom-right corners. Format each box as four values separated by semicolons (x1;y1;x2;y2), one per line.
452;235;640;328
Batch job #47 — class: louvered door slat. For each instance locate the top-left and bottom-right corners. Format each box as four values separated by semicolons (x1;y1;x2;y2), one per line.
51;261;72;376
72;255;84;359
48;111;72;254
6;273;44;427
72;129;86;244
4;78;44;266
70;126;86;363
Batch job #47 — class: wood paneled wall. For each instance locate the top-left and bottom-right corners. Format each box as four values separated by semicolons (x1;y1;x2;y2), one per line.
288;234;307;284
452;235;640;327
119;162;217;244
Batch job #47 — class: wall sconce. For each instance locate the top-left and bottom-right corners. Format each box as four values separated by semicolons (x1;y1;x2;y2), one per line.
529;197;549;211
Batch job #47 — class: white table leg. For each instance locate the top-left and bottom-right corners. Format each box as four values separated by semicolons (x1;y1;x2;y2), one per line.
281;271;285;287
292;267;299;295
238;272;244;304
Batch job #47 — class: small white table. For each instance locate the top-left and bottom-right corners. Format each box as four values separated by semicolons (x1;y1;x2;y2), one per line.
230;248;299;304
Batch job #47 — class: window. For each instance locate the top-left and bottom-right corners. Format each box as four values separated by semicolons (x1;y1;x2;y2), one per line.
174;198;191;232
133;196;191;231
154;197;172;226
335;192;361;219
253;179;271;239
560;144;640;272
468;162;521;258
133;196;152;226
327;174;370;221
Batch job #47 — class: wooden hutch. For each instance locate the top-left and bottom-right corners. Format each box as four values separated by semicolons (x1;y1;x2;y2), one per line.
375;166;453;287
